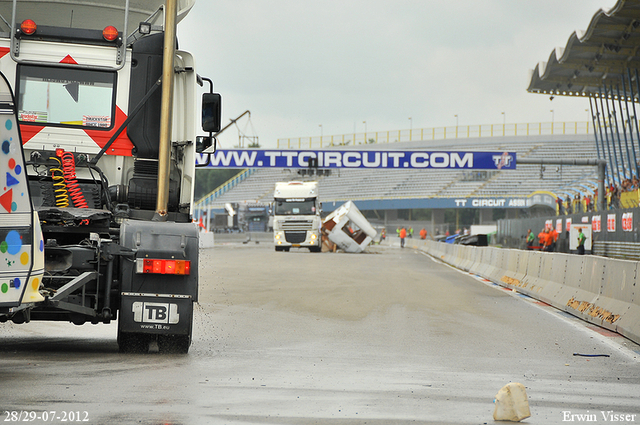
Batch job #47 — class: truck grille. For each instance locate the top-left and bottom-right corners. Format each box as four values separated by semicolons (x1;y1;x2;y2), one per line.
285;231;307;243
280;220;314;231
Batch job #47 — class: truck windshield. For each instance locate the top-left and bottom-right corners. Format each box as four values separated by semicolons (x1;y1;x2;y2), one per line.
274;198;316;215
17;65;115;129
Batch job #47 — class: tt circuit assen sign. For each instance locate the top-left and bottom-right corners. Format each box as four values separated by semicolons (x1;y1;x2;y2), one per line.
197;149;516;170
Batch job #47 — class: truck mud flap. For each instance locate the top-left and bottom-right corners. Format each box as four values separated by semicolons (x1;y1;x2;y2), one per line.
119;293;192;335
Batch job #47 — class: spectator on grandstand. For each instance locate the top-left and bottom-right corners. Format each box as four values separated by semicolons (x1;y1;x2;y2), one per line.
608;185;621;209
556;197;563;215
565;195;572;214
399;227;407;248
585;194;592;212
618;176;640;192
419;228;427;239
574;194;582;213
526;229;535;250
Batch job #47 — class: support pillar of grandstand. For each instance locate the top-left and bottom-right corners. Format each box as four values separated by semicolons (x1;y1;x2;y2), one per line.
431;209;445;234
479;208;493;224
384;210;398;228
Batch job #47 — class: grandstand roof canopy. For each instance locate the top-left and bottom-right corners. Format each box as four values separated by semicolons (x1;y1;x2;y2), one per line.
527;0;640;98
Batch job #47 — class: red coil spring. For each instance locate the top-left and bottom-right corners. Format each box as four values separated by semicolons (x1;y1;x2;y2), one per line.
59;150;89;209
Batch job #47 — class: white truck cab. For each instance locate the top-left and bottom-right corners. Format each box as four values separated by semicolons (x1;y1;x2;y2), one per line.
273;181;321;252
0;0;222;354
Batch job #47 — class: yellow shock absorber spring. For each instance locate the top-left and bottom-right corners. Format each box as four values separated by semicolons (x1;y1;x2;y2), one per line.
49;157;69;208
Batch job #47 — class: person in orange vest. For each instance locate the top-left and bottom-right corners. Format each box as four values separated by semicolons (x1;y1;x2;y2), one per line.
541;228;553;251
549;226;559;252
399;227;407;248
537;228;548;251
419;228;427;240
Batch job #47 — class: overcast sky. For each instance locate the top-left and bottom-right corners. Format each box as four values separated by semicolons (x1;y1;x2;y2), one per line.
178;0;618;148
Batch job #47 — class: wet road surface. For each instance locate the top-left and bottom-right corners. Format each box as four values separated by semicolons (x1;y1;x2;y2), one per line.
1;239;639;424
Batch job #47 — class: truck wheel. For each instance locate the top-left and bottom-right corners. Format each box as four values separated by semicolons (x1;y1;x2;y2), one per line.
310;246;322;253
158;312;192;354
118;332;149;354
158;334;190;354
275;246;283;252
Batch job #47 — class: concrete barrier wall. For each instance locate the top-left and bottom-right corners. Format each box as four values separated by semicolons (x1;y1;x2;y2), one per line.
420;241;640;345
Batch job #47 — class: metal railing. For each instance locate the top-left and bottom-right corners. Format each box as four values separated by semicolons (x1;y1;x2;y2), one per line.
277;121;592;149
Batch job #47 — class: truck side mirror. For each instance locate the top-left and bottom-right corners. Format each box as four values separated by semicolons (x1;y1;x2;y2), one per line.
202;93;222;133
196;135;216;153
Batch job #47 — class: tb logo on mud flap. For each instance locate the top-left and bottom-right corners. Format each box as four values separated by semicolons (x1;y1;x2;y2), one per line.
132;302;180;324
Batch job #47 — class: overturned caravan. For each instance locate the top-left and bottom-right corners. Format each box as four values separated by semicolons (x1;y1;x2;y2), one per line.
322;201;376;253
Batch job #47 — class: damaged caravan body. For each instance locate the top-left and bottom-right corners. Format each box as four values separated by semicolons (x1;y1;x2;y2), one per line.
322;201;376;253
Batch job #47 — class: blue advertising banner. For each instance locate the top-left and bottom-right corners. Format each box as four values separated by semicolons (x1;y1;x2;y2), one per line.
197;149;517;170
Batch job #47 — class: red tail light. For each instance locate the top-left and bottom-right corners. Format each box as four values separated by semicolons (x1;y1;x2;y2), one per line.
136;259;191;275
102;25;118;42
21;19;37;35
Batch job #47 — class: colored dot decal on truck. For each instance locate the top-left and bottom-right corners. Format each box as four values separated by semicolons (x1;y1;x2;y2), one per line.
32;277;39;291
0;74;45;305
5;230;22;255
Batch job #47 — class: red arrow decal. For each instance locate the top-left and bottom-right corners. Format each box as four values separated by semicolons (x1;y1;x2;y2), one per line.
19;124;45;144
83;106;134;156
0;189;13;213
60;55;78;64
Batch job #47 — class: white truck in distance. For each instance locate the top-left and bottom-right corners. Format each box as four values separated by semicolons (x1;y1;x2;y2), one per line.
273;181;321;252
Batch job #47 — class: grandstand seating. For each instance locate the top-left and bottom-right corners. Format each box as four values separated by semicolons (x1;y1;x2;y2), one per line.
199;135;600;210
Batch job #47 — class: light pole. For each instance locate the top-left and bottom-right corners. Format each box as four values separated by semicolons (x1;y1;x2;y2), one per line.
550;109;555;134
585;109;590;133
363;121;366;144
455;114;458;138
501;112;505;136
409;117;412;140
